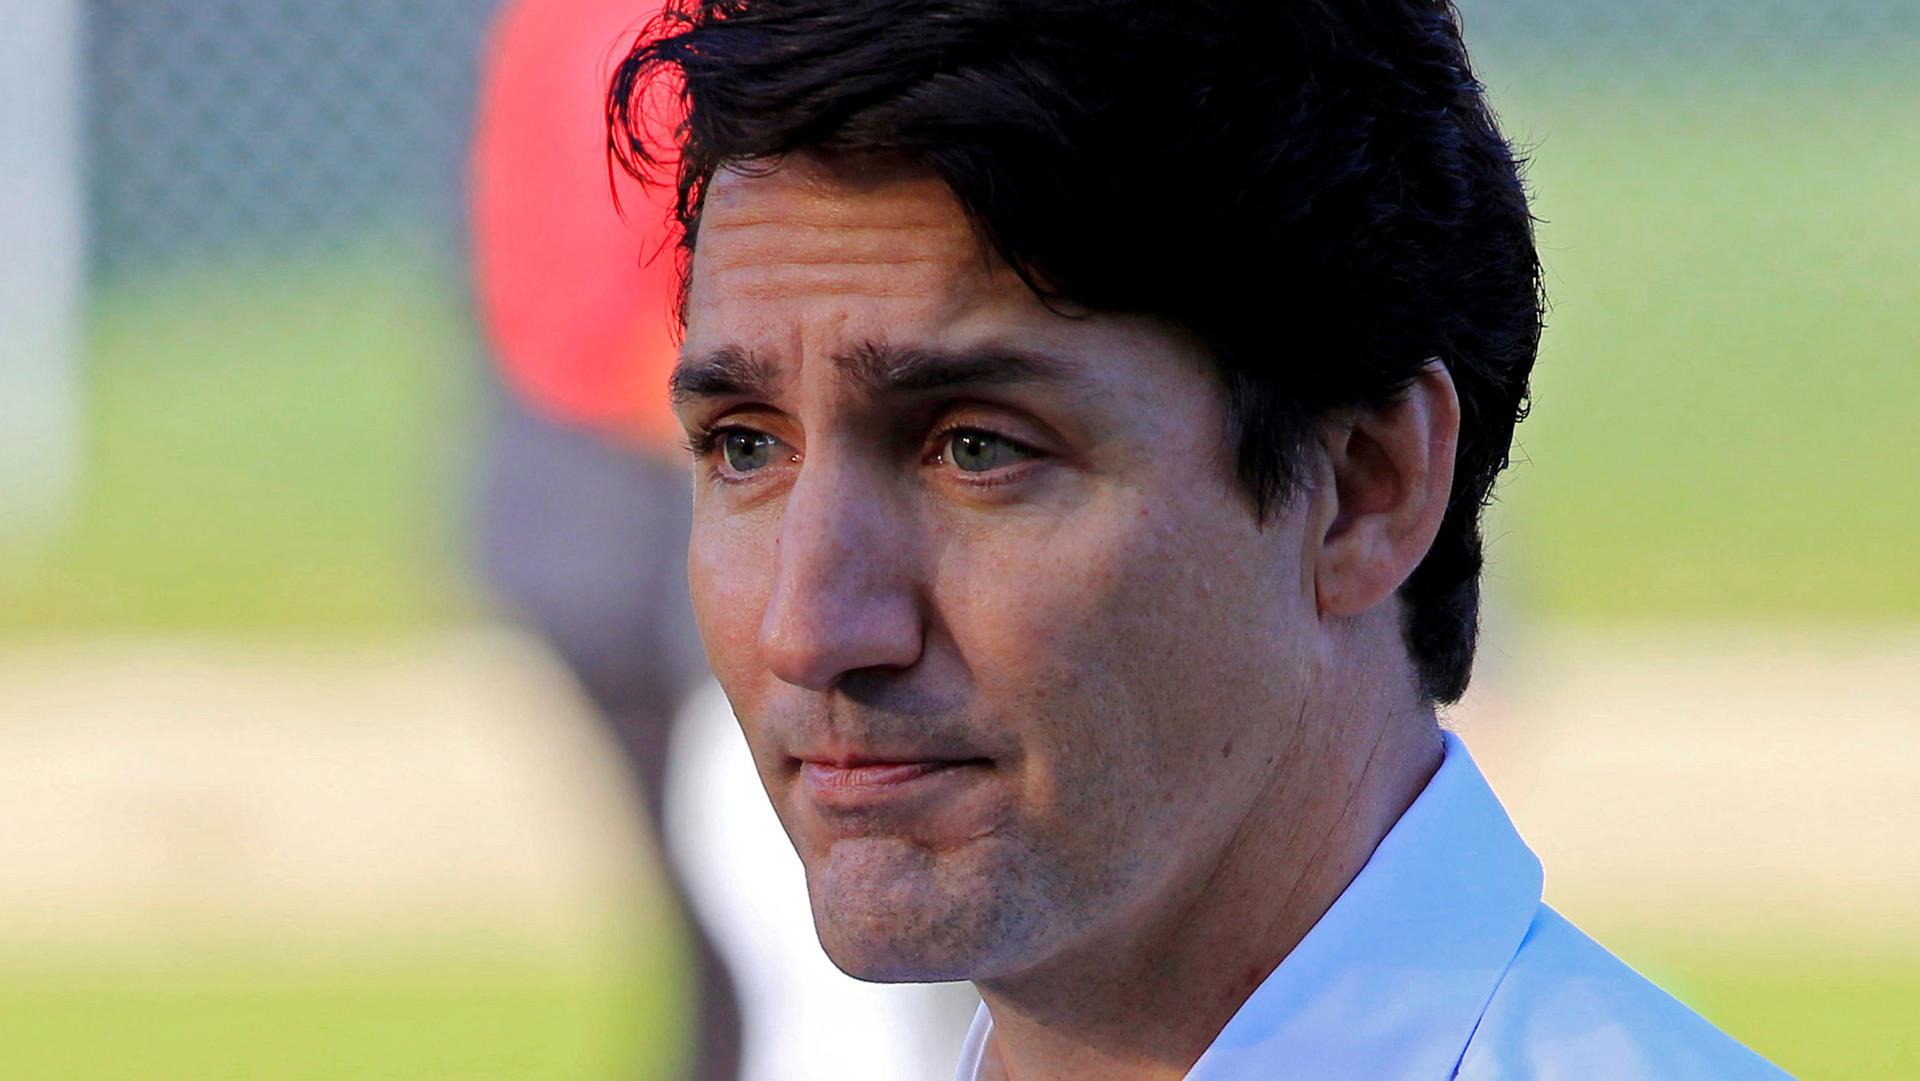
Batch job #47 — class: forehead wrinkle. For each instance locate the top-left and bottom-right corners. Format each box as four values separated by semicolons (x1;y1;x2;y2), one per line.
705;253;960;284
701;229;999;308
713;277;957;300
701;215;965;236
698;219;978;275
698;168;981;280
712;254;955;268
702;159;964;227
701;193;970;244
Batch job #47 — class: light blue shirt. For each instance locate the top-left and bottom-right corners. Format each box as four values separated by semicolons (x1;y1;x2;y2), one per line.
954;731;1790;1080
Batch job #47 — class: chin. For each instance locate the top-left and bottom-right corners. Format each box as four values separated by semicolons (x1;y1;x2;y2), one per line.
816;924;973;984
804;835;1028;984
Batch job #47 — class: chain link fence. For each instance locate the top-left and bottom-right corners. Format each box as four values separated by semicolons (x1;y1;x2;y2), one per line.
82;0;1916;284
87;0;497;282
27;0;1913;633
1467;0;1920;58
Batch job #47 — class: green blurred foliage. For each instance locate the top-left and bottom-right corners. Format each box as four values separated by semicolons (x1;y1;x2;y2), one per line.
3;931;1913;1079
1615;932;1920;1080
3;83;1914;633
0;240;481;634
1490;78;1920;618
0;939;688;1081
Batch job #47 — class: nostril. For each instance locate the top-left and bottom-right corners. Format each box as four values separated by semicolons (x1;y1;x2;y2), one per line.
761;534;925;691
760;603;926;692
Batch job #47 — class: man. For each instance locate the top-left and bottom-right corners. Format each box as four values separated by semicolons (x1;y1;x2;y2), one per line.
607;1;1791;1077
473;1;970;1076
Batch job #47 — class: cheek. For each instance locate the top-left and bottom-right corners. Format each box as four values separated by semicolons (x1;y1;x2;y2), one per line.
937;491;1299;808
936;501;1201;783
688;507;773;698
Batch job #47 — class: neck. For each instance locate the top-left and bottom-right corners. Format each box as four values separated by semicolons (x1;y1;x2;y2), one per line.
972;662;1444;1081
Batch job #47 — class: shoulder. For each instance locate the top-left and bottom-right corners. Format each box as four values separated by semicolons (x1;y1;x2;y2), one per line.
1456;906;1791;1080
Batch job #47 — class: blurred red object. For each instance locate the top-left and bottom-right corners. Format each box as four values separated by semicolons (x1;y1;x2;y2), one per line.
472;0;681;448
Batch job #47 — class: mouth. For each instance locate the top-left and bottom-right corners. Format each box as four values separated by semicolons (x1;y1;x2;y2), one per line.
795;755;995;811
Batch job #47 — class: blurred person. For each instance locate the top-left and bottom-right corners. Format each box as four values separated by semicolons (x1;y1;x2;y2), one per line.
472;2;737;1076
608;1;1793;1078
471;1;967;1077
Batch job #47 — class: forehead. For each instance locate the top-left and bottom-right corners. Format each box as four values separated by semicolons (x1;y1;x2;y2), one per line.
685;156;1049;355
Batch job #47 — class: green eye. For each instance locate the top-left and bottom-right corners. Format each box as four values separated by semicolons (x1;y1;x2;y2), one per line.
721;429;778;472
947;430;1020;473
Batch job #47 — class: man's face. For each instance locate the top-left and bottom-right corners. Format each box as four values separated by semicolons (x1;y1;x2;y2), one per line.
676;155;1324;983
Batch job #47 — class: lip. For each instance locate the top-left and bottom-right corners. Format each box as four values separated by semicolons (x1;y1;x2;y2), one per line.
797;757;992;811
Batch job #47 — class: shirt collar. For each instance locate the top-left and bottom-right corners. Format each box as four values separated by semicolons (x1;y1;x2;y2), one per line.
956;730;1542;1081
1185;729;1541;1078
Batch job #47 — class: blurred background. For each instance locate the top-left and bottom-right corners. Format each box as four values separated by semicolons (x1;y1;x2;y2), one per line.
1;0;1915;1077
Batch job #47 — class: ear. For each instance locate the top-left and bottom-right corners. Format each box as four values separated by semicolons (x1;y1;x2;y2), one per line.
1312;361;1460;618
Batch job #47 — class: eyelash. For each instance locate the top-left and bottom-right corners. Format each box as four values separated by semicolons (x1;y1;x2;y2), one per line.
681;424;728;460
684;420;1041;487
924;422;1041;487
685;423;773;492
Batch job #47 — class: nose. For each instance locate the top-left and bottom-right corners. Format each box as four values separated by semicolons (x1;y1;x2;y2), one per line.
759;458;926;691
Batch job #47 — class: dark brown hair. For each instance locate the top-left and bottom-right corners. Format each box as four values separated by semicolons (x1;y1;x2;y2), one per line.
610;0;1544;704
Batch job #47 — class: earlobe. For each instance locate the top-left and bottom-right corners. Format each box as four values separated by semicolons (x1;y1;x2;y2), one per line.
1312;362;1460;618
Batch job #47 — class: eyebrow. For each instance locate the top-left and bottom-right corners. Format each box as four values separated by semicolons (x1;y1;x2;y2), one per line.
668;345;784;406
835;341;1081;394
669;340;1082;406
